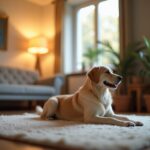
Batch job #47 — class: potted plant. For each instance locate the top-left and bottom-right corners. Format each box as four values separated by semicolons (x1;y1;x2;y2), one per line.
137;37;150;112
98;41;143;112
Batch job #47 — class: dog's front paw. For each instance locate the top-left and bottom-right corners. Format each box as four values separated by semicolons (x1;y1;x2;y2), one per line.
135;121;143;126
125;121;135;127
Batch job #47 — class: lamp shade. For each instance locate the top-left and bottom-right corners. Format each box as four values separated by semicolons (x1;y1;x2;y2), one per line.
28;36;49;54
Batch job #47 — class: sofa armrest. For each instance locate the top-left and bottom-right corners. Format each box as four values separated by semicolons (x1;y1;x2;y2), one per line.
35;74;65;95
53;75;65;95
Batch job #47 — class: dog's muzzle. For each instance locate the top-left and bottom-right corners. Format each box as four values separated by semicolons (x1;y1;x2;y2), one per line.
103;75;122;89
116;75;122;84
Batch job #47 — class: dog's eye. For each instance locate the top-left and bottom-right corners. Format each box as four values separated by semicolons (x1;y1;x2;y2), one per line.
105;70;110;74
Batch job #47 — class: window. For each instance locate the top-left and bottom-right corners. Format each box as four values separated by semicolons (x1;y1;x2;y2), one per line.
76;5;95;70
63;0;120;73
75;0;119;71
98;0;119;65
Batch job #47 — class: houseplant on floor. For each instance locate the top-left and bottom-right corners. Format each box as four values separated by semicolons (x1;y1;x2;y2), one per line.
98;41;143;112
137;37;150;112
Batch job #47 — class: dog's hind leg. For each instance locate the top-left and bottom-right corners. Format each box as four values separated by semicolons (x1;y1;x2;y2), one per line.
41;97;58;119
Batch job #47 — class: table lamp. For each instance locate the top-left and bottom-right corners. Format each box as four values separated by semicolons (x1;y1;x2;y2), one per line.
28;36;48;75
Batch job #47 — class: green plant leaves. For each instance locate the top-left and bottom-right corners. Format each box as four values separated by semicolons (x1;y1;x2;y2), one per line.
83;37;150;78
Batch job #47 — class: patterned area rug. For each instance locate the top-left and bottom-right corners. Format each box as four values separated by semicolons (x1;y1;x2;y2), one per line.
0;113;150;150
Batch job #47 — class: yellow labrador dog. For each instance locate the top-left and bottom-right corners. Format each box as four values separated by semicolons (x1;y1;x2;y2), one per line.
37;66;143;127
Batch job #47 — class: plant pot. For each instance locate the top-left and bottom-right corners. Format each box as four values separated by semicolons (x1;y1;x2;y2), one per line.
130;76;143;84
113;95;131;113
144;95;150;112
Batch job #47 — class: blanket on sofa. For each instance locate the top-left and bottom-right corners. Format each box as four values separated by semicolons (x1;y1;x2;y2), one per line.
0;113;150;150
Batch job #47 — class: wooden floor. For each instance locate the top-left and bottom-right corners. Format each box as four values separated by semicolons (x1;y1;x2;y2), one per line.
0;139;55;150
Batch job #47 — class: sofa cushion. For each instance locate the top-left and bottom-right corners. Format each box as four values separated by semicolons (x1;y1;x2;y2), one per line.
0;66;39;84
0;84;55;95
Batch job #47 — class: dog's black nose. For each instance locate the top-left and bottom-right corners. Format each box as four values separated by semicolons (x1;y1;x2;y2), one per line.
117;76;122;81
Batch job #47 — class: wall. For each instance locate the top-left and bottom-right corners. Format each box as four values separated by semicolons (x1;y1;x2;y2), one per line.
0;0;55;77
127;0;150;43
41;3;55;77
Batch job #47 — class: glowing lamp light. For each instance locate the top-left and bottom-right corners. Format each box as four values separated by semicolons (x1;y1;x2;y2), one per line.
28;47;48;54
28;36;49;54
28;36;49;75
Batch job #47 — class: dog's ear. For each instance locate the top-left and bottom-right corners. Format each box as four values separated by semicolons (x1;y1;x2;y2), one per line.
87;67;100;83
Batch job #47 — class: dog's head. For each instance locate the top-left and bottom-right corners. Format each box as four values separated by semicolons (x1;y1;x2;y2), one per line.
87;66;122;89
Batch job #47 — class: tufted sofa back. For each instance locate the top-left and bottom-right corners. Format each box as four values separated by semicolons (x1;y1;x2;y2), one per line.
0;66;40;85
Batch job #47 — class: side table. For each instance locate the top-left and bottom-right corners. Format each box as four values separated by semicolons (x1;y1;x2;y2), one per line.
128;84;145;113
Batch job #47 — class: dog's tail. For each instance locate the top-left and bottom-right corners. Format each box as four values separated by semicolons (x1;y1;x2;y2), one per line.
36;106;43;116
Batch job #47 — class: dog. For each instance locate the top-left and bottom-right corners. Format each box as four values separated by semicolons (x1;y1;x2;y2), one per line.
36;66;143;127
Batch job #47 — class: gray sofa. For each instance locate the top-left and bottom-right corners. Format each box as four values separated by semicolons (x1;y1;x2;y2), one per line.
0;66;64;101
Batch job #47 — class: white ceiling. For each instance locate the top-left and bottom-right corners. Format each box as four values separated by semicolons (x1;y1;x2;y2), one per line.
26;0;53;6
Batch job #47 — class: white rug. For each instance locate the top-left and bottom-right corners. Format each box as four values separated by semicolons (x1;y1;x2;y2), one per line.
0;113;150;150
